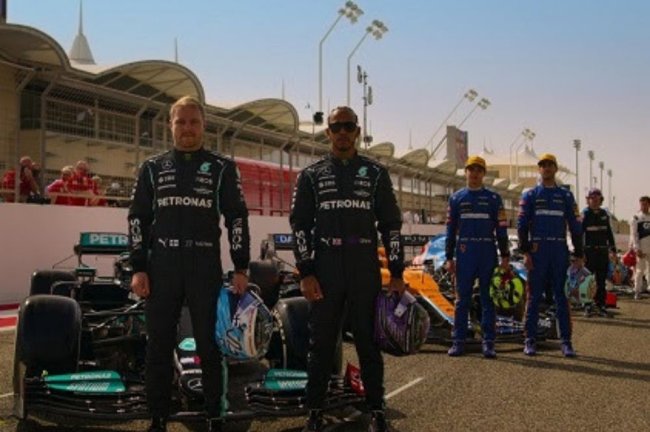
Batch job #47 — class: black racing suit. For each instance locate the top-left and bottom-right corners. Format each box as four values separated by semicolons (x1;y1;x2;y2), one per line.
290;152;404;411
581;207;616;308
128;148;250;418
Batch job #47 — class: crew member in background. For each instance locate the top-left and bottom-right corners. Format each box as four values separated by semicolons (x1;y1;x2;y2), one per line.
630;195;650;300
582;188;617;314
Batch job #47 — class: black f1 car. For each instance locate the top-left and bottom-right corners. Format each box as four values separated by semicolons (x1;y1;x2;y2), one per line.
12;232;360;424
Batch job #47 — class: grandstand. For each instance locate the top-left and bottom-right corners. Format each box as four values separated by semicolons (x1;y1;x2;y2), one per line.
0;15;579;223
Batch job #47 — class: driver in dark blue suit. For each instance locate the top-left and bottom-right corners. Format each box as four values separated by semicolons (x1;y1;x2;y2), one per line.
445;155;510;358
517;153;583;357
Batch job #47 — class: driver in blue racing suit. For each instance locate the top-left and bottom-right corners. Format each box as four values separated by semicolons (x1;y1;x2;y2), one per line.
517;153;583;358
445;155;510;358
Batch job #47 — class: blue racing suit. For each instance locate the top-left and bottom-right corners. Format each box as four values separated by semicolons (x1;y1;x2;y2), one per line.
445;187;509;342
517;184;583;342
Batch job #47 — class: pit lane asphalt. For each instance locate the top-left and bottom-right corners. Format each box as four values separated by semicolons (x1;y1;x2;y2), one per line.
1;295;649;432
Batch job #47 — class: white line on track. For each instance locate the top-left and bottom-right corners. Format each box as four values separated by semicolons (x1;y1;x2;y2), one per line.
0;393;13;399
385;377;424;399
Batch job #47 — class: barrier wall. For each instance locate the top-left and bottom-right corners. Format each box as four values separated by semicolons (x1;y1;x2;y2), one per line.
3;203;628;305
0;203;441;305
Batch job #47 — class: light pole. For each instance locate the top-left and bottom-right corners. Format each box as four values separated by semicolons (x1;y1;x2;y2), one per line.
573;139;582;204
346;19;387;106
425;89;477;156
587;150;594;189
527;131;537;152
598;161;604;190
458;97;491;128
357;65;373;149
429;97;490;162
317;1;363;122
515;128;536;182
607;169;612;209
508;127;530;183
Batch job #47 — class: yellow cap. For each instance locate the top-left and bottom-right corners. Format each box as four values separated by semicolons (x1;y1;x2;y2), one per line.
537;153;557;166
465;155;486;169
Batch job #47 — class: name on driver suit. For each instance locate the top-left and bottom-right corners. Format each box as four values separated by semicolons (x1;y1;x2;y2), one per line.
319;199;371;210
157;196;213;208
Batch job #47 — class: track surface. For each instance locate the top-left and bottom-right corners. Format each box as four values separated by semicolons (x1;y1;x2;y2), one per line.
1;295;649;431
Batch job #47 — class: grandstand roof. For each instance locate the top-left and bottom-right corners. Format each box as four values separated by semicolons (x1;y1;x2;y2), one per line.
429;158;456;175
79;61;205;103
483;145;573;175
367;142;395;158
399;148;430;167
0;23;204;104
224;99;299;134
0;24;70;69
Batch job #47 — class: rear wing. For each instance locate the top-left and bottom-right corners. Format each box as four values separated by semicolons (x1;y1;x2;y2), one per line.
265;233;430;251
267;234;295;251
401;235;430;247
73;232;129;256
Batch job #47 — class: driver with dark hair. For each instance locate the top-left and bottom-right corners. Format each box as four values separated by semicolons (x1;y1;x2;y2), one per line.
581;188;616;315
290;106;404;432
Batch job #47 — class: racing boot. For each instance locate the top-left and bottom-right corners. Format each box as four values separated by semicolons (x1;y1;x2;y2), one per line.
207;417;224;432
523;338;536;356
303;409;324;432
368;410;390;432
147;417;167;432
561;341;576;358
481;340;496;359
447;341;465;357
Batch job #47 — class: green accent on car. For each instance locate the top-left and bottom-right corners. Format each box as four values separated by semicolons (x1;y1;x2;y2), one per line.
44;370;121;382
265;369;308;380
46;381;125;393
263;378;308;391
178;337;196;351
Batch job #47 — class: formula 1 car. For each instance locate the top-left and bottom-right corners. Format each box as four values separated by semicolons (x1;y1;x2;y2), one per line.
379;233;555;343
13;232;360;424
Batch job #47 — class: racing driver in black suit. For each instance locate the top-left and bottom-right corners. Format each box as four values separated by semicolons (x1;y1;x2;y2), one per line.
128;96;250;432
290;106;404;432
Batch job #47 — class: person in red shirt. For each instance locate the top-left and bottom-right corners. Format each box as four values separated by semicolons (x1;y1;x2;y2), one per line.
46;166;74;205
68;160;97;206
89;175;107;206
1;156;39;202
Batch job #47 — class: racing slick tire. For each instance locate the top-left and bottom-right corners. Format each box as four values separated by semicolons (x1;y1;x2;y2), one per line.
266;297;343;374
29;270;76;296
249;260;281;309
13;295;82;419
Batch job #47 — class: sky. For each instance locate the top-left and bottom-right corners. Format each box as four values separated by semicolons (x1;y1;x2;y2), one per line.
7;0;650;221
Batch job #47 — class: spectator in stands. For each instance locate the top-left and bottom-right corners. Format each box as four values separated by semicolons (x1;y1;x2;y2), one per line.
46;165;74;205
68;159;97;206
105;181;124;207
89;175;107;206
1;156;40;202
